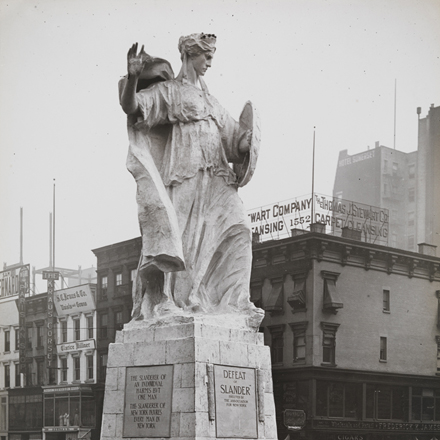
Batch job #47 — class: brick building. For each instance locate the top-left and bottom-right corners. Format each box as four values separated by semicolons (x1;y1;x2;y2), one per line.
252;227;440;439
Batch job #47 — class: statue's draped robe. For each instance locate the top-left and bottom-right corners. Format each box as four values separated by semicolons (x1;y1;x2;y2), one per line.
126;80;255;318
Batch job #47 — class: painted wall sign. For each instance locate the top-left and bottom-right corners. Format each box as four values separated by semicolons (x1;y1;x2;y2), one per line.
123;365;173;438
214;365;257;438
248;193;389;246
56;339;96;354
1;264;29;298
54;284;96;316
17;265;30;372
338;149;375;168
47;278;56;368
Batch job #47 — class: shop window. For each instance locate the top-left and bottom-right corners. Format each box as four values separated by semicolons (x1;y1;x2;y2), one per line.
316;381;362;419
383;289;390;312
82;395;96;426
321;322;340;366
86;355;94;380
100;313;108;339
115;272;122;286
73;317;80;341
87;315;94;339
268;325;285;365
289;321;308;363
279;380;308;412
412;388;440;422
4;330;10;352
99;353;108;382
366;384;407;420
9;394;43;429
380;337;387;361
60;320;67;343
15;363;20;386
36;325;44;348
60;357;68;382
321;271;343;314
4;364;10;388
73;356;80;381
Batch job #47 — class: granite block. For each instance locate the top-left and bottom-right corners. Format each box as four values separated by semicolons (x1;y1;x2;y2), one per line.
115;413;124;437
104;367;118;391
181;362;196;388
172;387;195;412
170;412;181;437
132;340;166;365
103;389;124;414
219;340;248;365
166;337;195;364
107;342;133;368
123;327;155;344
101;413;116;437
155;323;195;341
180;412;196;437
195;338;220;363
200;324;230;342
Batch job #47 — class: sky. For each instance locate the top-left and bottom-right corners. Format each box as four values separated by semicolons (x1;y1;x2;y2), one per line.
1;0;439;293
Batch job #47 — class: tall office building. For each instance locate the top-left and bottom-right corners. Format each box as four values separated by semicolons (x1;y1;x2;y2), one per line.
333;104;440;253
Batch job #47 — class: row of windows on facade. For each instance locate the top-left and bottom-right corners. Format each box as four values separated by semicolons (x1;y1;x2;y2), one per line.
1;316;124;356
275;379;440;422
269;323;389;366
383;160;415;178
99;269;136;297
251;274;393;315
1;354;95;388
2;391;96;430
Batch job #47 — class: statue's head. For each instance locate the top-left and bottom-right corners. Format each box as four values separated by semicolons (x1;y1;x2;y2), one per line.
178;33;217;60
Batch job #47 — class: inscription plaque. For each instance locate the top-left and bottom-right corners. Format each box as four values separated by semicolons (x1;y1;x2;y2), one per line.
123;365;173;438
214;365;258;438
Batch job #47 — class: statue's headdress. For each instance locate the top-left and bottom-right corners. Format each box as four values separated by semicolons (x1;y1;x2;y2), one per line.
178;33;217;60
177;33;216;92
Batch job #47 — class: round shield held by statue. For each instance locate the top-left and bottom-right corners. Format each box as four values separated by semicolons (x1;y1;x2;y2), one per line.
233;101;261;187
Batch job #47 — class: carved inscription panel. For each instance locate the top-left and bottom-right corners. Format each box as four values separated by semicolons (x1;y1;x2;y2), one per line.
214;365;258;438
123;365;173;438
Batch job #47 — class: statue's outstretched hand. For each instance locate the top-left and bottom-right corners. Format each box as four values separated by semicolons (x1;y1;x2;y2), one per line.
127;43;150;78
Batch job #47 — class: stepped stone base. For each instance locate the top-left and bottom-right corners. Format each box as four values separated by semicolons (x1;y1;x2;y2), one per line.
100;314;277;440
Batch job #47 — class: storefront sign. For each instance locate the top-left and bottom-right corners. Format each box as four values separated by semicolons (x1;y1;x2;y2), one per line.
123;365;173;438
214;365;257;438
248;193;389;246
1;264;29;298
56;339;95;353
313;419;440;432
18;265;30;373
54;284;96;316
43;271;60;280
338;150;375;168
47;277;56;368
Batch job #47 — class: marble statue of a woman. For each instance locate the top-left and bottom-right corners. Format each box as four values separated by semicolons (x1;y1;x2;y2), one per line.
119;33;263;327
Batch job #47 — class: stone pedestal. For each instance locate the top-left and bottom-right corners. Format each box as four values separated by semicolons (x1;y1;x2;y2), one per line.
100;315;277;440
